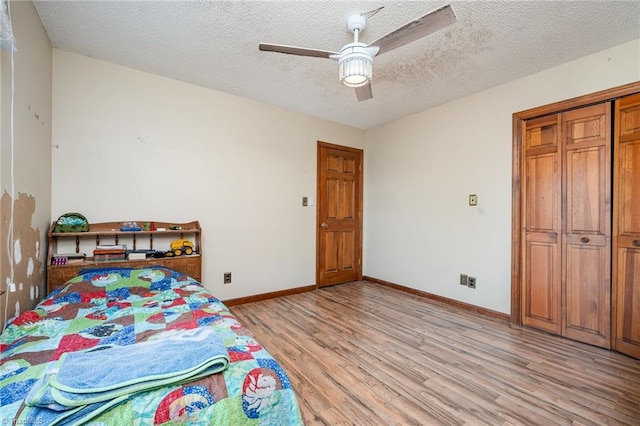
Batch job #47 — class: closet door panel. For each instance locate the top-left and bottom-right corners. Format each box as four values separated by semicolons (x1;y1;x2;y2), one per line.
565;104;608;146
563;103;611;348
565;147;607;235
614;93;640;358
526;154;558;232
564;243;610;347
524;240;561;333
526;115;558;150
615;248;640;356
617;141;640;236
618;100;640;138
523;116;561;334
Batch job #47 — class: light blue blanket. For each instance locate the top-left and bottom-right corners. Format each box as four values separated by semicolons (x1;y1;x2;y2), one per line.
24;327;230;425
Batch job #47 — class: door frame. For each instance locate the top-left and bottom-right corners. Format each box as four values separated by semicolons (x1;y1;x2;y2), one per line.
511;81;640;325
316;141;364;288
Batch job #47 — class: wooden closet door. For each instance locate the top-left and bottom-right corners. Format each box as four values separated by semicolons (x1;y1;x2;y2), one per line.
562;103;611;348
522;104;611;347
613;93;640;359
523;115;562;334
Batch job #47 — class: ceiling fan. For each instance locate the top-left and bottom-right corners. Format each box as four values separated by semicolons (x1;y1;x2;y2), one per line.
259;4;457;102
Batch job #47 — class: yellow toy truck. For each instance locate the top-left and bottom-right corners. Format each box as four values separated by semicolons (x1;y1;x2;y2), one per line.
165;239;195;257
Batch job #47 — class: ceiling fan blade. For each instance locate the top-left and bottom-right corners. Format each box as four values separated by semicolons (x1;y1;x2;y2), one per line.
368;4;457;56
259;43;338;59
361;6;384;20
355;83;373;102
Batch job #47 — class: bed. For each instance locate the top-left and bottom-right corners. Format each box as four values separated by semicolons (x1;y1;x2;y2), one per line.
0;266;304;425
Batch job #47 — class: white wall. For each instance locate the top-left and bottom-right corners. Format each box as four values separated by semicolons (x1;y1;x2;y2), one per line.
50;37;640;313
2;1;51;198
51;49;364;300
364;39;640;314
0;0;52;328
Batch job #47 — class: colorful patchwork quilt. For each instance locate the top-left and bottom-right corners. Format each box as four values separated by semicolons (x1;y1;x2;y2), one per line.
0;267;303;425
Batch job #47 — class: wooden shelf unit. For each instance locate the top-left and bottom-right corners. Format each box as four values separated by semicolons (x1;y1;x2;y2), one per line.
47;220;201;294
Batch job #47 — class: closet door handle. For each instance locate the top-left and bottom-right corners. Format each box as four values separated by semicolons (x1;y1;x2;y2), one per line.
581;237;590;244
633;240;640;247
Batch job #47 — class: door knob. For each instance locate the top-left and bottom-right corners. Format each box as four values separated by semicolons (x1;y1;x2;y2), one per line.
581;237;590;244
633;240;640;247
321;223;328;229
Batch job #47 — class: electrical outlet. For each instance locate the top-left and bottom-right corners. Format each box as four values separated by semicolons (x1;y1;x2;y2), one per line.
469;194;478;206
223;272;232;284
468;276;476;289
460;274;468;286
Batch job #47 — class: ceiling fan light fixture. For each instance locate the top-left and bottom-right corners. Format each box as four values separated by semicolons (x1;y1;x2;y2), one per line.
259;4;457;101
338;48;372;88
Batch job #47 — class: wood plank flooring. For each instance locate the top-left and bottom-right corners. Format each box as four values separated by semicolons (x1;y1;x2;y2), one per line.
230;281;640;425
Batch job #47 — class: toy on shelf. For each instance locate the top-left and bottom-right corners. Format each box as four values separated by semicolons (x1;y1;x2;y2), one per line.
142;222;157;231
165;239;195;257
121;221;142;231
53;213;89;233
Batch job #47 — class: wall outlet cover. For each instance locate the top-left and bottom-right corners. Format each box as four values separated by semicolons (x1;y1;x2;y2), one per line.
468;276;476;289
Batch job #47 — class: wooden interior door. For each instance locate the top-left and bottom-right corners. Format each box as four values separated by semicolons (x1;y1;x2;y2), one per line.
613;93;640;359
562;103;611;348
316;142;363;288
522;114;562;334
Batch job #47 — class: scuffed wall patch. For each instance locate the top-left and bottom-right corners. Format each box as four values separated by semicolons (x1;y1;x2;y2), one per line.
14;239;22;264
27;257;34;276
1;191;44;330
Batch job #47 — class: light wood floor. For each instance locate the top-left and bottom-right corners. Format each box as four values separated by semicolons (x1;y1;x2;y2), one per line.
230;281;640;425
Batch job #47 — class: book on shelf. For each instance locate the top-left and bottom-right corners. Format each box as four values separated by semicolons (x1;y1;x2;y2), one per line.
126;249;155;261
94;244;127;255
51;254;87;266
53;253;87;259
93;253;127;262
95;244;128;250
127;252;147;260
51;253;87;266
93;249;126;255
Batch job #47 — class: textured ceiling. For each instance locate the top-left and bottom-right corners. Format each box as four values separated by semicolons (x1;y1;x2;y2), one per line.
33;1;640;129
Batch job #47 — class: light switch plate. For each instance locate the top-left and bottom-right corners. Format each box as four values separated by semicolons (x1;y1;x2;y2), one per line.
302;197;308;207
469;194;478;206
